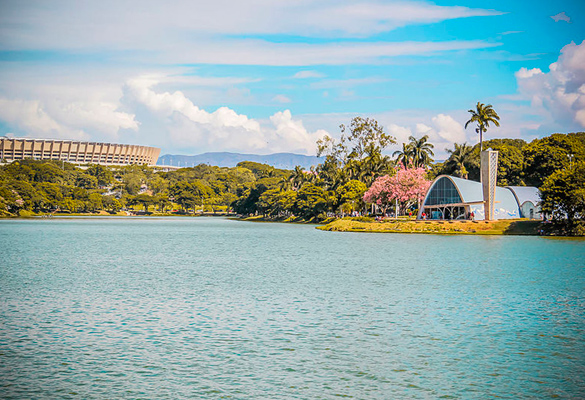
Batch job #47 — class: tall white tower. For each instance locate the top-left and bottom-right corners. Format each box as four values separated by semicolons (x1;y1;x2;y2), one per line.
480;150;498;221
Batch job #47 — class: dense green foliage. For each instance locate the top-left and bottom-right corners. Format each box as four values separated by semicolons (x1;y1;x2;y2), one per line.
540;161;585;235
393;135;435;168
1;123;584;234
434;133;585;187
523;133;585;187
0;160;257;216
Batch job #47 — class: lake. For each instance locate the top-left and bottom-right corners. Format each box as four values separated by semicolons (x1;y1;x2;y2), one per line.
1;217;584;399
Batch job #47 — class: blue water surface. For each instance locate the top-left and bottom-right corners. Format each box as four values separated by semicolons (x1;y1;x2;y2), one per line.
0;217;584;399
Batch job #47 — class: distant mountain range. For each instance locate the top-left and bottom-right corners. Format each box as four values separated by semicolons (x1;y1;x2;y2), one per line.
157;152;325;170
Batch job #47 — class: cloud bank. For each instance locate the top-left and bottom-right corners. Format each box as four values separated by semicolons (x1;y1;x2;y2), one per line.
122;74;329;154
381;112;468;159
515;40;585;129
0;0;501;50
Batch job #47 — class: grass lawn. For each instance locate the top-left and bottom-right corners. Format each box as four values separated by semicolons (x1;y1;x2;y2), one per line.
318;218;543;236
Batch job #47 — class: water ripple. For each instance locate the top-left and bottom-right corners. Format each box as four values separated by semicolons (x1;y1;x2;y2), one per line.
0;217;584;399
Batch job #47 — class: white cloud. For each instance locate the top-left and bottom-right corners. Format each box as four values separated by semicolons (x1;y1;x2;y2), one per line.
270;110;329;153
45;101;139;137
0;1;502;51
515;40;585;129
0;68;329;154
300;106;547;160
373;111;472;159
431;114;466;143
515;67;543;79
273;94;292;104
125;74;260;129
406;115;465;148
159;75;257;87
387;123;412;145
416;123;432;135
123;74;328;154
310;77;387;89
551;12;571;23
166;39;499;66
0;98;81;139
0;96;137;141
293;71;324;79
0;1;502;67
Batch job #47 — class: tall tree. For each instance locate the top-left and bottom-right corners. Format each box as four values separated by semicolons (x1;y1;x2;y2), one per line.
408;135;434;168
290;166;306;191
540;161;585;226
445;143;474;179
338;180;367;214
317;117;395;167
361;151;391;186
465;102;501;152
523;132;585;187
392;143;413;168
294;184;329;219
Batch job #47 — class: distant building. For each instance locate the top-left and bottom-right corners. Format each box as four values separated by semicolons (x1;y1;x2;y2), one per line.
417;175;542;220
0;137;160;166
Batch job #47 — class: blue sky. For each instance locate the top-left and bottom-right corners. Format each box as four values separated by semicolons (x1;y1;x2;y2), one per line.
0;0;584;157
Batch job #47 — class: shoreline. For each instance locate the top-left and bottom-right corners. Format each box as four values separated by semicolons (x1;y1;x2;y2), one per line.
3;213;583;237
318;218;545;236
0;211;234;219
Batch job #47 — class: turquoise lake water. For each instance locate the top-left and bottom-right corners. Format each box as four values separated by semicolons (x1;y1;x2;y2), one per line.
0;217;584;399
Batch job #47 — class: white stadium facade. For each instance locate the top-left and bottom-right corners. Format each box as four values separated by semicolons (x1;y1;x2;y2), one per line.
0;137;160;166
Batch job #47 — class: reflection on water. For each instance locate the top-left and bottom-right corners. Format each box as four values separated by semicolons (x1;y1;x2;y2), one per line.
1;217;584;399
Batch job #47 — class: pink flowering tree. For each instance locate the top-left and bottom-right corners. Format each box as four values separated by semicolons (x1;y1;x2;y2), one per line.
363;175;394;214
363;166;431;215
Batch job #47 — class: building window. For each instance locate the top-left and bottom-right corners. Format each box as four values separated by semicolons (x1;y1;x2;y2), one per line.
425;177;462;206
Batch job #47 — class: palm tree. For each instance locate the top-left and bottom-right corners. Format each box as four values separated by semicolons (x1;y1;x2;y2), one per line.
408;135;434;168
344;159;363;181
446;142;474;179
290;166;305;191
465;102;500;152
362;152;391;186
393;142;413;168
278;177;292;191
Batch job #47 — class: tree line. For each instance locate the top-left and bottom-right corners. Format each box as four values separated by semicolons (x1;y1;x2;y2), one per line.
1;116;584;233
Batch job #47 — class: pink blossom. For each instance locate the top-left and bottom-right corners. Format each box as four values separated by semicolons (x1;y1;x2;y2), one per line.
363;166;431;211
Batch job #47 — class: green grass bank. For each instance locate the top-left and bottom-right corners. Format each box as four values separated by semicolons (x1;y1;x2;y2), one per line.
318;218;544;236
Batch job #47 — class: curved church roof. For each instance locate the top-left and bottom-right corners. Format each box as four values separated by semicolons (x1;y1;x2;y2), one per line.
506;186;541;206
447;176;483;203
425;175;519;205
420;175;538;220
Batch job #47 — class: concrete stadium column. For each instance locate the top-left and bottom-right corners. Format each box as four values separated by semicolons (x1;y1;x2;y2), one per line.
106;143;112;164
481;150;498;221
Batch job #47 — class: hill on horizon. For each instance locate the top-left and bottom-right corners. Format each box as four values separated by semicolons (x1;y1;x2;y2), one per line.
157;152;324;170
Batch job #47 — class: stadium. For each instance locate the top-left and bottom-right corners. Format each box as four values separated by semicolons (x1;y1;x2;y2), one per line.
0;137;160;166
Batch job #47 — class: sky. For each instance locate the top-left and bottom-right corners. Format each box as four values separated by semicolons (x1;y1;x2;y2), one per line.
0;0;584;158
